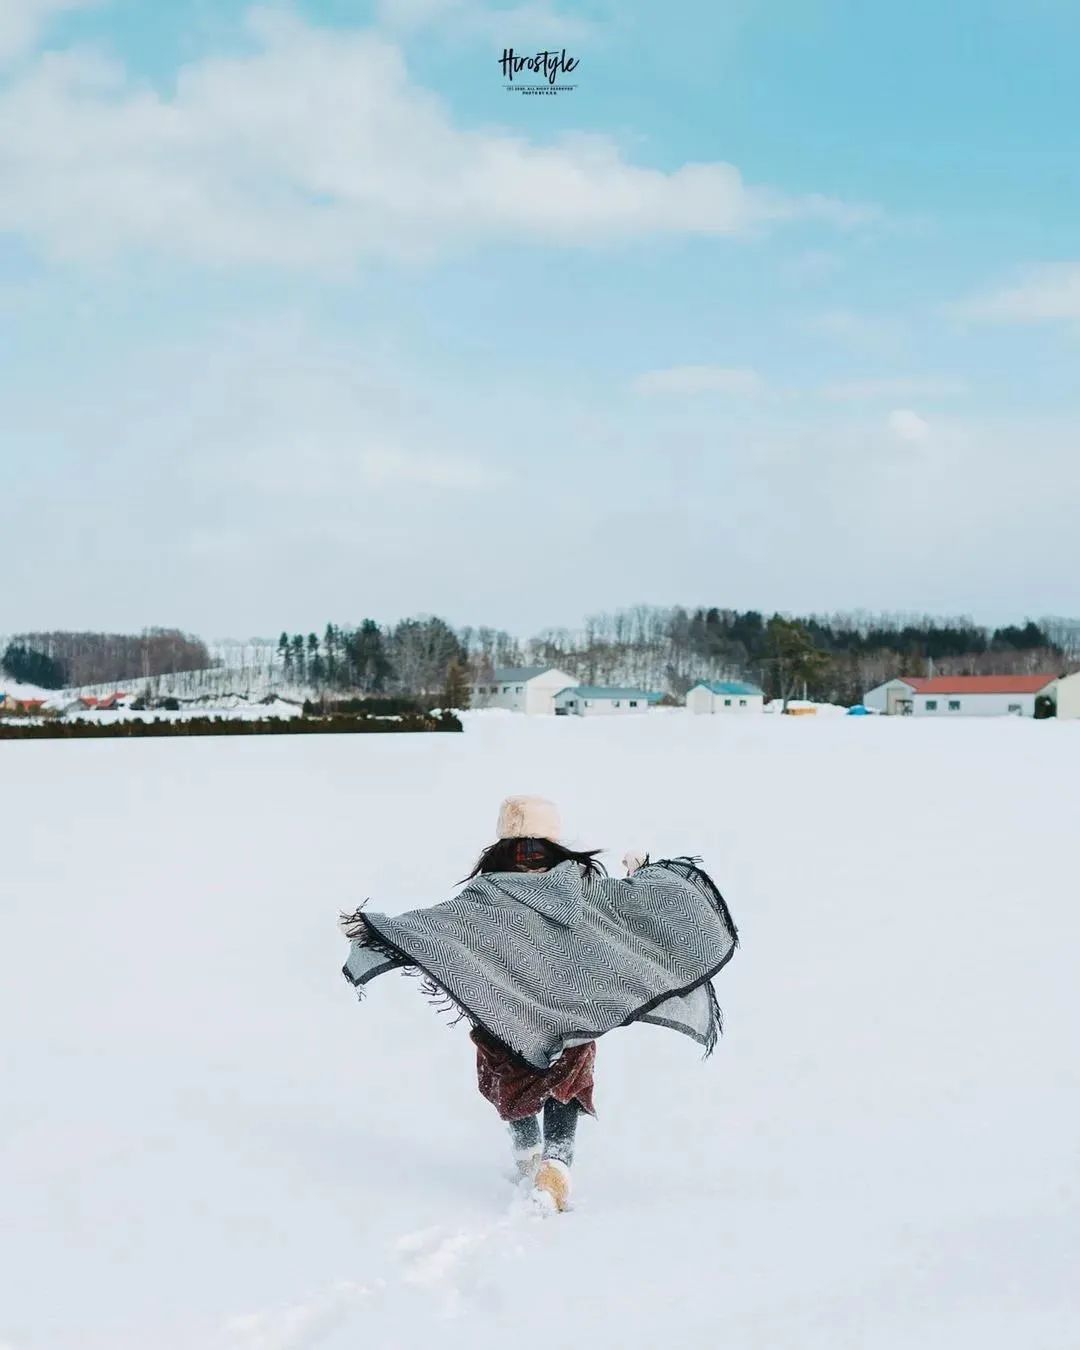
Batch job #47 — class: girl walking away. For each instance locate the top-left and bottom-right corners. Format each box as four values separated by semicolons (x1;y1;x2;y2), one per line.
340;797;738;1214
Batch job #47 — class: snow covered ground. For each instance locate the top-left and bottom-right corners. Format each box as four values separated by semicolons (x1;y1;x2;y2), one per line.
63;700;304;724
2;712;1077;1350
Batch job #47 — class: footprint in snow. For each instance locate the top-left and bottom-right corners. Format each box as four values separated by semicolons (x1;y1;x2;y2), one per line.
394;1190;555;1319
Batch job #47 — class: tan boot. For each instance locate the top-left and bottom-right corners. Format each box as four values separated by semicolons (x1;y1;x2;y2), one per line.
533;1159;572;1213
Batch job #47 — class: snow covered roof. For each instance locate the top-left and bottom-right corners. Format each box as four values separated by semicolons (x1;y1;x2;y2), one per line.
693;680;764;696
490;666;558;683
556;686;663;702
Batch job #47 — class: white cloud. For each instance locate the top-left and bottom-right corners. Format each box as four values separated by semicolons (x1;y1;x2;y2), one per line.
358;445;493;489
802;310;905;350
0;0;95;67
633;365;766;397
956;262;1080;322
823;377;967;401
7;308;1080;633
888;408;930;443
175;323;502;498
782;249;841;285
376;0;593;43
0;7;871;270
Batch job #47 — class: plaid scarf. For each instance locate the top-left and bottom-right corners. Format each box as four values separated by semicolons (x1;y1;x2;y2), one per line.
509;838;550;870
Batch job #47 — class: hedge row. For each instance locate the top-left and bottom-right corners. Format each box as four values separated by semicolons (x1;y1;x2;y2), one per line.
0;713;462;740
302;695;428;716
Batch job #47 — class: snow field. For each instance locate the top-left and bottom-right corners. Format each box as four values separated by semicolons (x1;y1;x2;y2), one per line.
1;712;1077;1349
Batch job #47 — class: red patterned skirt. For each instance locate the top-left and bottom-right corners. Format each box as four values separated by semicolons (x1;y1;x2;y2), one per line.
471;1030;597;1122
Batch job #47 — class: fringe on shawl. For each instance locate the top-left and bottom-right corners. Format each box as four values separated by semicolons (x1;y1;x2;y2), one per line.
703;978;722;1059
339;904;476;1032
649;857;739;1059
339;899;372;943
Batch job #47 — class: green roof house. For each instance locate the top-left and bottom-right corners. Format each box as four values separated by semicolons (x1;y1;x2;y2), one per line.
686;680;765;714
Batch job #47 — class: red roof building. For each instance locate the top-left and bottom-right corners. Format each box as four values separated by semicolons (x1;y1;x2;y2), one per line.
76;692;129;711
902;675;1057;696
864;672;1069;717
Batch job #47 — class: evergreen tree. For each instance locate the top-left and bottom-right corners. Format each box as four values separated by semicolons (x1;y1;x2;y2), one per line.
762;617;830;708
442;658;471;711
307;632;324;685
324;623;338;684
290;634;306;682
349;620;394;693
992;621;1051;651
1;643;67;689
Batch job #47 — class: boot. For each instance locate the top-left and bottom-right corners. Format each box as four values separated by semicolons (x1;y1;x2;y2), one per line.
532;1158;572;1213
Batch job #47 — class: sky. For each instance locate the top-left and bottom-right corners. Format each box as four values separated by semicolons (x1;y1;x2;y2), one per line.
1;0;1078;639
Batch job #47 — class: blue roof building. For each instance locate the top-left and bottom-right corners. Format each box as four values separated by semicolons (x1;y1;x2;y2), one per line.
553;686;663;716
686;679;766;714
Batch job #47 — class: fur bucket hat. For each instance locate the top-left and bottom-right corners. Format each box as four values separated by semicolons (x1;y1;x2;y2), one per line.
496;795;561;842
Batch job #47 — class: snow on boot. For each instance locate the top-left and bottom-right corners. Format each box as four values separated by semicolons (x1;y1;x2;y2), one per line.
532;1159;572;1213
514;1145;542;1183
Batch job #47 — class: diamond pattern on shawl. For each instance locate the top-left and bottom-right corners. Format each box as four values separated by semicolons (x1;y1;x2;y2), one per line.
343;858;737;1070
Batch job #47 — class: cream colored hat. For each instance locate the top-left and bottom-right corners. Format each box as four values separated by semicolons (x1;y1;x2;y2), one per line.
496;796;561;842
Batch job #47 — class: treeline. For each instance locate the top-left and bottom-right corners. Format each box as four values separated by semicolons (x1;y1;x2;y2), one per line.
2;629;211;690
6;609;1079;708
277;618;465;697
269;607;1076;707
516;607;1074;707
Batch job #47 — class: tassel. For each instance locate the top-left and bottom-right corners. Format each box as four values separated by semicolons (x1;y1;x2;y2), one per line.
701;979;723;1059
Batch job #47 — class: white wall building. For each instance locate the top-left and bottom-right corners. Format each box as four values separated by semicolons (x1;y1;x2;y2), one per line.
553;686;662;717
686;681;765;714
865;674;1068;717
471;666;576;715
863;677;919;715
1054;671;1080;719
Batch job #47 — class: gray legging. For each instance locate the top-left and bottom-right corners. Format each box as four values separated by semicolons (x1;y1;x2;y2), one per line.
509;1097;580;1168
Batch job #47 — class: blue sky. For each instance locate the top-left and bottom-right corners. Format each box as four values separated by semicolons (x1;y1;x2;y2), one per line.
2;0;1078;637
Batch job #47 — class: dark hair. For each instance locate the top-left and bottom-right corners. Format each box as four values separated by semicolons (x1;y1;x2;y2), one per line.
465;837;606;881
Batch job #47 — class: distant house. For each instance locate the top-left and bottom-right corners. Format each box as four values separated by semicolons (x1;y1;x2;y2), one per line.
865;674;1072;718
553;686;663;717
0;694;46;715
95;693;129;712
863;677;921;716
470;666;576;715
686;681;765;714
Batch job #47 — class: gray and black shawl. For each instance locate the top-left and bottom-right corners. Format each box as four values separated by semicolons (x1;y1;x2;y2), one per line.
341;858;738;1072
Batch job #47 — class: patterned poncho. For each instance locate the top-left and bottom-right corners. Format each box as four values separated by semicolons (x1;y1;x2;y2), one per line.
342;858;738;1071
